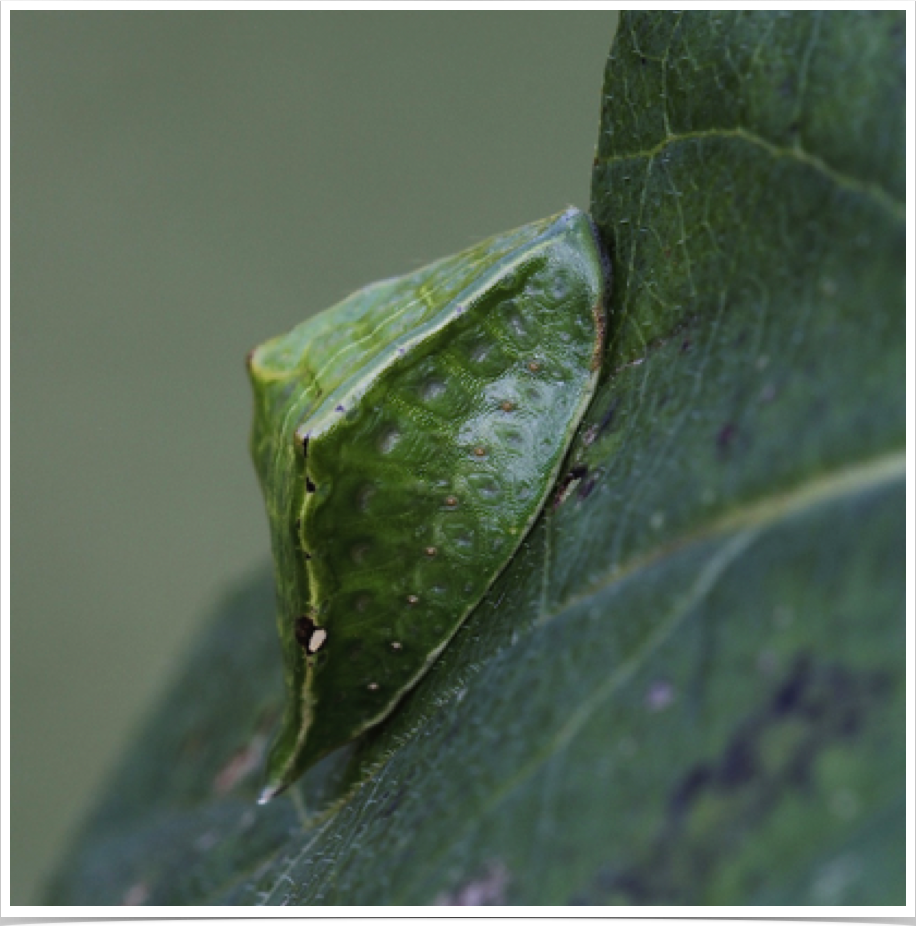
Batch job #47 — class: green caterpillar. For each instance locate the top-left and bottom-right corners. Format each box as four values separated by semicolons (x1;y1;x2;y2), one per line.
248;207;609;802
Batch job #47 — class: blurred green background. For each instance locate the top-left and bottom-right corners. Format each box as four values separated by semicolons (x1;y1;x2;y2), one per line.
12;11;617;903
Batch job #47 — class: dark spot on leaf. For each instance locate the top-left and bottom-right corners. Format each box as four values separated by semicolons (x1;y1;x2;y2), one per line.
669;765;712;817
772;655;809;714
554;463;589;508
379;786;405;820
718;738;756;787
716;422;738;456
673;654;888;814
579;655;893;904
598;398;620;437
578;477;598;500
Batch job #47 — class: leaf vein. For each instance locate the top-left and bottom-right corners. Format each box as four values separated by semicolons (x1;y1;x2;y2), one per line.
596;126;902;220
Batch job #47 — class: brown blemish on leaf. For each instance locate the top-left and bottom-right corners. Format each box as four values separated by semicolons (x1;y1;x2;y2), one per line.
591;298;607;370
122;881;150;906
213;734;268;795
582;424;599;447
578;476;599;500
434;861;510;905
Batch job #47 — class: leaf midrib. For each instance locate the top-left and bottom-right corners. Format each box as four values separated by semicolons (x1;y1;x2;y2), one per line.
550;449;905;626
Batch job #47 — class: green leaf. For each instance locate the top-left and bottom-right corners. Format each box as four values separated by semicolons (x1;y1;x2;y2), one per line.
47;11;904;905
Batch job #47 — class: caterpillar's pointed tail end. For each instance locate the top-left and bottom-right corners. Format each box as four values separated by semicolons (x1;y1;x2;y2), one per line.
257;717;301;805
257;780;287;805
260;780;311;828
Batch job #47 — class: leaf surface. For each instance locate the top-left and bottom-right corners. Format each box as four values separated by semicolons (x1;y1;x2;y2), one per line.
48;11;904;905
